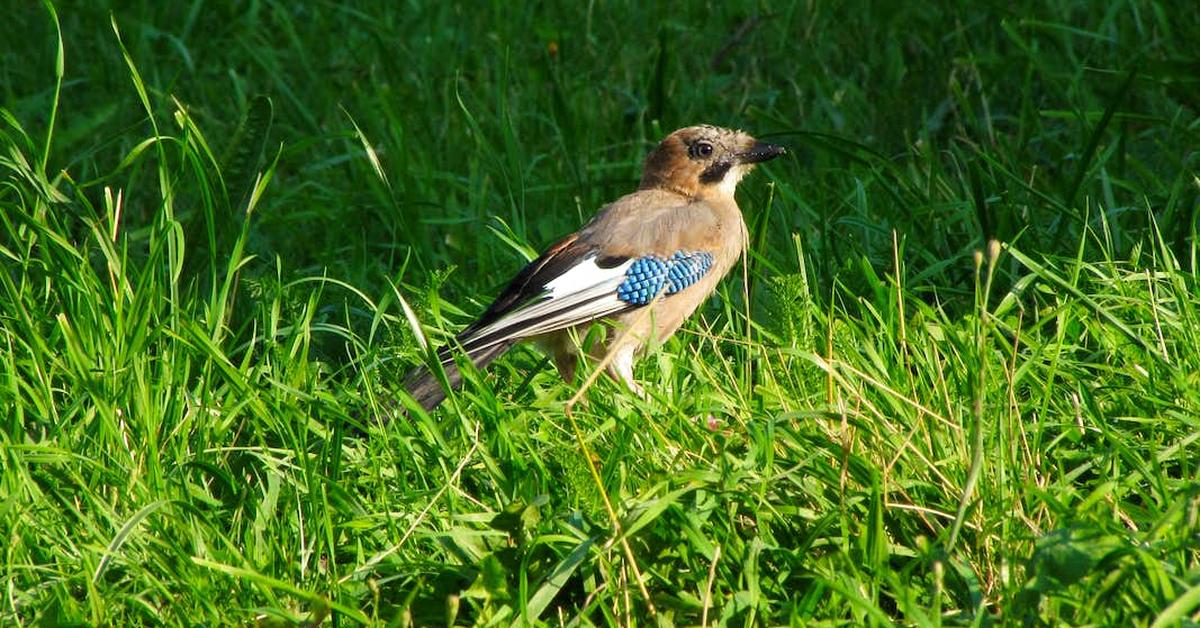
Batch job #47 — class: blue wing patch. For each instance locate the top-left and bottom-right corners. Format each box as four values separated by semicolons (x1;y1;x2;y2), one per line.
617;251;715;305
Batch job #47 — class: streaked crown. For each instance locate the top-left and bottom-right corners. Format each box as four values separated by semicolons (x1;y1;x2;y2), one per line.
639;125;785;197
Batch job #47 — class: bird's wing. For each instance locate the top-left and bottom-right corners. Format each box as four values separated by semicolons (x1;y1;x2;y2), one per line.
455;234;634;355
454;220;718;355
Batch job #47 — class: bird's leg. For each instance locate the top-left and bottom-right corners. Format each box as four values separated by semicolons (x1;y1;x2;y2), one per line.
605;344;645;398
552;350;577;383
539;332;581;383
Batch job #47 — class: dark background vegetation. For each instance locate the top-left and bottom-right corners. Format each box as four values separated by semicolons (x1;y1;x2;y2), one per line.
8;2;1196;295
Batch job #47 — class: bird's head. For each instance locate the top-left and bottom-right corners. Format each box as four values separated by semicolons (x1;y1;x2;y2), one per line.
639;125;785;199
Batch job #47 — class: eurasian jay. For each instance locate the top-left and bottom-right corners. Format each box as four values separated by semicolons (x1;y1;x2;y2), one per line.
403;125;785;411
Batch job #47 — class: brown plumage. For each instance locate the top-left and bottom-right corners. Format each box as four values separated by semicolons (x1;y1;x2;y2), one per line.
403;125;785;411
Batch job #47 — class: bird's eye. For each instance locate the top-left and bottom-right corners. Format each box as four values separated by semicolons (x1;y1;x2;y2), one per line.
689;141;714;159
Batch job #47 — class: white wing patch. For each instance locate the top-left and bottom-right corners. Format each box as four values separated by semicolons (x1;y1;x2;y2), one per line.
460;254;634;353
544;255;634;296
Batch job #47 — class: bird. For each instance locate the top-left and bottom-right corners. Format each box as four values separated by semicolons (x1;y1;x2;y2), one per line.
402;125;785;412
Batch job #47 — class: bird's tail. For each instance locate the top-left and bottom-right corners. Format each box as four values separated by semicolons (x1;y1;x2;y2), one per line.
401;340;514;412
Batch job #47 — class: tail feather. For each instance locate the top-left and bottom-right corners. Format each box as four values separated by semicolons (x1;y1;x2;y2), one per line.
402;341;514;412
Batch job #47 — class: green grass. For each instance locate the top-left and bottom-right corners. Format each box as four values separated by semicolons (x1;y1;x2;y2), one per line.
2;0;1199;625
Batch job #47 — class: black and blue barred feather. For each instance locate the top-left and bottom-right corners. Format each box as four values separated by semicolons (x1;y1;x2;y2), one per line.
616;251;714;305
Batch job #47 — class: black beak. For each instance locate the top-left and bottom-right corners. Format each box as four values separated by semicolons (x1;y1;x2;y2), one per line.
737;141;787;164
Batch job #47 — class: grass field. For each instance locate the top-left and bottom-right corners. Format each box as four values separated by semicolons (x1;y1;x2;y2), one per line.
3;1;1199;625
